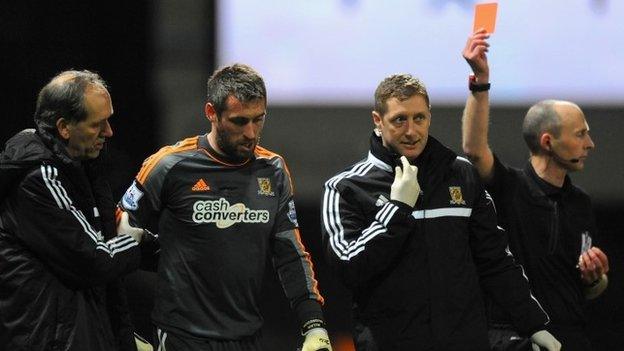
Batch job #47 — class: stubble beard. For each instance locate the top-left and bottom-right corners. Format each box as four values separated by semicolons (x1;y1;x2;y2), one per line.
216;127;256;162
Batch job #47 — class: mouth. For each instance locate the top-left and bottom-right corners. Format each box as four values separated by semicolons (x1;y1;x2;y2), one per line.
238;141;255;151
400;140;419;149
94;140;106;150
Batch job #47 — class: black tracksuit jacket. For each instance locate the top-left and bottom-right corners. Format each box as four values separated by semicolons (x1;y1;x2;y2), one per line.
321;134;549;351
0;129;140;351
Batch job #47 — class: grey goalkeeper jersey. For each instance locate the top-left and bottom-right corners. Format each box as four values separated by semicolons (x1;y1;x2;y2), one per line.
119;135;323;339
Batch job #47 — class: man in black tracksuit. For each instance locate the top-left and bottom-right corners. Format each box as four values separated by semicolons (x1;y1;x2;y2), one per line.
462;31;609;351
0;71;143;350
118;64;331;351
321;71;561;350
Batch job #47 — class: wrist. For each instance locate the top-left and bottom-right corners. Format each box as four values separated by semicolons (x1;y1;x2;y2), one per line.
473;73;489;84
584;273;606;287
469;74;490;92
301;319;326;336
583;274;608;300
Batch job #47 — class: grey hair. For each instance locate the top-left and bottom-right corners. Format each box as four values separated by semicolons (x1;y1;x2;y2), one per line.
522;100;563;155
33;70;108;134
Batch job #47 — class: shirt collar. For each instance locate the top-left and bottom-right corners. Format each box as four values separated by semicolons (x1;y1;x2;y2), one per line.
524;161;571;197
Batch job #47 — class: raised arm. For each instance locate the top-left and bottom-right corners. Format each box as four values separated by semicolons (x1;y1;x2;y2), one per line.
461;29;495;181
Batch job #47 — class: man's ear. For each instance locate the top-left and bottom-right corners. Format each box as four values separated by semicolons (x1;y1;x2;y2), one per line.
540;133;553;152
56;118;71;140
372;111;382;130
205;103;217;123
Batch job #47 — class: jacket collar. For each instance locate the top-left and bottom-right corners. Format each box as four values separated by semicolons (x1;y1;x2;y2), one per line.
368;132;457;198
523;161;572;199
368;132;456;172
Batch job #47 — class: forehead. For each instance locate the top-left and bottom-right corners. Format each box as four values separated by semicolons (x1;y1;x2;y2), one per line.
223;95;266;115
383;95;429;117
555;103;587;130
84;86;113;121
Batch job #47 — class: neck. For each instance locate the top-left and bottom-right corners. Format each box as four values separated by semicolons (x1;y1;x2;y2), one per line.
205;133;251;165
207;132;224;156
530;155;566;187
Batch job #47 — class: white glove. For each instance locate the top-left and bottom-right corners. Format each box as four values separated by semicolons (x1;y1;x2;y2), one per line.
134;332;153;351
530;330;561;351
117;211;144;243
301;327;332;351
390;156;420;207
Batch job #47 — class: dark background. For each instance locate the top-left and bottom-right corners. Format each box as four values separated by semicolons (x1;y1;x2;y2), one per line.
1;1;622;350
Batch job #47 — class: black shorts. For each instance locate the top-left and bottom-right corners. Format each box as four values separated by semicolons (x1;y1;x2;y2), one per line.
156;327;263;351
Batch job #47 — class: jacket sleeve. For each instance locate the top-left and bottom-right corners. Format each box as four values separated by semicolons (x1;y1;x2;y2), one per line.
14;165;140;288
321;176;415;290
484;154;513;204
468;178;550;336
270;157;325;327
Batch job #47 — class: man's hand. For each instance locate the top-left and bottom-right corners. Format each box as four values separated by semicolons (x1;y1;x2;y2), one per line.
117;211;144;243
579;247;609;299
301;327;332;351
579;247;609;284
530;330;561;351
391;156;420;207
462;29;491;82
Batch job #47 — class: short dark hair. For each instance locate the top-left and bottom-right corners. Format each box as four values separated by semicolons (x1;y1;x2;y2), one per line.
374;73;430;116
34;70;108;133
206;63;267;117
522;100;563;155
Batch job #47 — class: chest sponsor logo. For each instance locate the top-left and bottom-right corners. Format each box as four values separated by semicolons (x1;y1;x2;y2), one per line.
192;198;270;228
257;177;275;196
192;178;210;192
122;181;143;210
449;186;466;205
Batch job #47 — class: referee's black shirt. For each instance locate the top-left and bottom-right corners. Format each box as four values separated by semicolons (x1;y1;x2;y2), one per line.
486;155;597;328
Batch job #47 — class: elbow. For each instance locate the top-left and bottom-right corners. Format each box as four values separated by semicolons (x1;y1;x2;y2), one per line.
462;143;482;163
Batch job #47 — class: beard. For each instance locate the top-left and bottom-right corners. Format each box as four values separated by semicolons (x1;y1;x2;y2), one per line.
215;126;257;162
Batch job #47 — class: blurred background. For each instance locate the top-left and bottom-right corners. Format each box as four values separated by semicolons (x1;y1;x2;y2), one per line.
1;0;622;349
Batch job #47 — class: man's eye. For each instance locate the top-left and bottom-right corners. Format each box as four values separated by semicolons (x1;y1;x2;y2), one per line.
393;116;406;123
231;119;249;126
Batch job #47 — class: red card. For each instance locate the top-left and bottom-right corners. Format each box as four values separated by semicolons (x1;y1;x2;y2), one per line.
473;3;498;34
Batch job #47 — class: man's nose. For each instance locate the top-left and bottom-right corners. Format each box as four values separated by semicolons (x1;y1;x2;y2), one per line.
242;122;256;139
102;120;113;138
586;134;595;150
405;120;418;136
